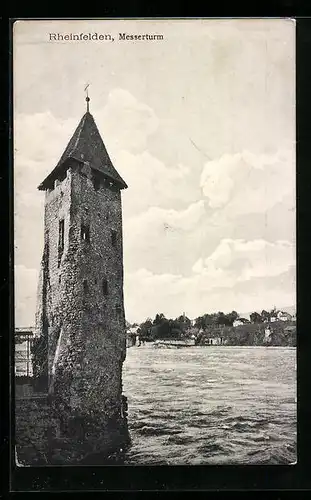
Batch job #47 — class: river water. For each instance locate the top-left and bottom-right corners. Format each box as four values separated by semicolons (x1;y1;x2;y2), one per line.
122;346;296;465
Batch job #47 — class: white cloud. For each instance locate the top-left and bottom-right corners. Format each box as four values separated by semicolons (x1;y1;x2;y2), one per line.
121;149;295;279
123;200;207;274
115;150;196;217
14;87;296;325
126;200;206;235
14;112;77;175
124;268;188;322
124;259;295;323
100;89;159;153
13;90;165;271
200;149;295;216
192;238;295;284
14;89;159;189
124;236;295;322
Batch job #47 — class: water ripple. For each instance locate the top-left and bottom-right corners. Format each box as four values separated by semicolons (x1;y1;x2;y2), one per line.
123;346;296;465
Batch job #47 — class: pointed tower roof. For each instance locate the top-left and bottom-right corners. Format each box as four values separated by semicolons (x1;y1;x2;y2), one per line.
38;111;127;190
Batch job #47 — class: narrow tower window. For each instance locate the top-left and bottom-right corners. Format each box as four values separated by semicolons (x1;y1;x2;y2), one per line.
111;229;117;247
92;171;101;191
81;223;90;242
44;230;49;265
58;219;64;266
102;278;108;296
83;280;88;294
116;304;122;320
59;220;64;251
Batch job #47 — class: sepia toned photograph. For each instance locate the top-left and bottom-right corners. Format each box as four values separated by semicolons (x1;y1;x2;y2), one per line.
13;18;296;466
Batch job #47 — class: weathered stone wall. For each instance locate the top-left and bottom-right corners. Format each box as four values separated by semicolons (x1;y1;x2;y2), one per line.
31;159;128;462
15;389;130;465
34;167;73;383
15;393;58;465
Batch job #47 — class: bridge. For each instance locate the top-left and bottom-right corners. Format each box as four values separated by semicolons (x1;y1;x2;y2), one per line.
15;327;35;379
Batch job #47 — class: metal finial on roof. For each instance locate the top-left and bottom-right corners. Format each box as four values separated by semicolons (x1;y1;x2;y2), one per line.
84;83;90;112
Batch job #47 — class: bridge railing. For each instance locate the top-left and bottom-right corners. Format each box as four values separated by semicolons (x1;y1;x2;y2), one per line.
15;328;35;380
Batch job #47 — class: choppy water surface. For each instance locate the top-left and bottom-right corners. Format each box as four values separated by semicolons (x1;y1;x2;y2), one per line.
123;346;296;465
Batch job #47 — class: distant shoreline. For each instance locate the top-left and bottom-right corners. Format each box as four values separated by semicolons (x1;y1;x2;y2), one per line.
127;343;296;349
127;320;296;348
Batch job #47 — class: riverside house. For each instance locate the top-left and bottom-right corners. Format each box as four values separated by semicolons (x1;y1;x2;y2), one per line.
233;318;250;327
277;311;293;322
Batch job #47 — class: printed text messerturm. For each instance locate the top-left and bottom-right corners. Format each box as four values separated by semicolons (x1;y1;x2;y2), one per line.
49;33;164;42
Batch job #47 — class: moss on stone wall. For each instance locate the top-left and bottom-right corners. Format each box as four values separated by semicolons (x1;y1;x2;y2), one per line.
31;160;128;463
15;389;130;465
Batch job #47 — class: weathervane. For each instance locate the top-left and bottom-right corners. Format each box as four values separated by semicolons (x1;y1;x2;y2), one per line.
84;83;90;112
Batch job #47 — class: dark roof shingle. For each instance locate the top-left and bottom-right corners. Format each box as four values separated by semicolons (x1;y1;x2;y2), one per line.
38;112;127;190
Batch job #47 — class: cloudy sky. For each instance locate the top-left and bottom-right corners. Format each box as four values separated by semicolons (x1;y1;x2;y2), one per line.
13;19;296;325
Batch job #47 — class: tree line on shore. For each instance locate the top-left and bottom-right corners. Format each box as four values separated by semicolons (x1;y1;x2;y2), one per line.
127;308;296;347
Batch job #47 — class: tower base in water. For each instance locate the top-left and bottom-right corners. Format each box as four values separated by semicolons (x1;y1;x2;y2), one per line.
15;384;130;465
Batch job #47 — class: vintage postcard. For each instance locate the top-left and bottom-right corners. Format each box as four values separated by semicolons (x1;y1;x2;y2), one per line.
13;18;296;467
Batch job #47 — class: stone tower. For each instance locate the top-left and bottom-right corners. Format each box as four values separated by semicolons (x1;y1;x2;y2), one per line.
33;97;129;462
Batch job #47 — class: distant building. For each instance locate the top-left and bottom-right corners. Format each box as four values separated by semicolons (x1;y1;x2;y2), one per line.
233;318;250;327
15;327;35;378
204;336;223;346
277;311;292;322
126;326;140;347
184;327;199;341
127;326;140;335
